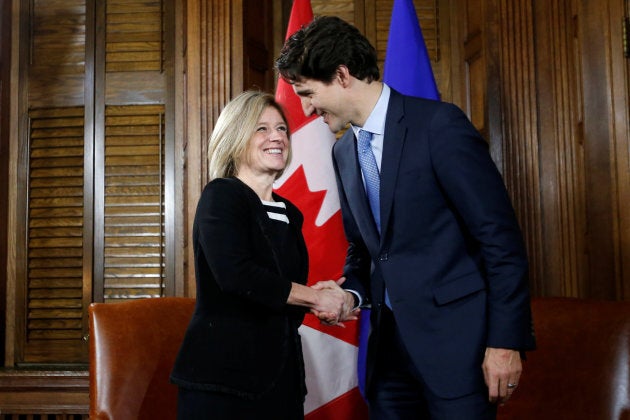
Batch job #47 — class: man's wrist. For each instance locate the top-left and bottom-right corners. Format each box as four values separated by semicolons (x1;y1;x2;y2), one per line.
345;289;362;309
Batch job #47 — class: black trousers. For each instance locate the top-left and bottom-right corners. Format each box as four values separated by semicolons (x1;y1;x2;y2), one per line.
177;340;304;420
367;307;497;420
177;385;303;420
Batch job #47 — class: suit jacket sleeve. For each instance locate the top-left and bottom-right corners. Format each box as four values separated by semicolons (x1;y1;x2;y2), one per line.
429;103;533;349
332;144;372;306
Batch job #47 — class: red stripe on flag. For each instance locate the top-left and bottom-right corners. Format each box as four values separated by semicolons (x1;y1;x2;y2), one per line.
301;313;359;346
275;0;317;133
283;0;313;39
305;387;368;420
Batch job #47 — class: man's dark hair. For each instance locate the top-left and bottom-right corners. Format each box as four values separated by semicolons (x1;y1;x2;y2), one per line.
276;16;380;84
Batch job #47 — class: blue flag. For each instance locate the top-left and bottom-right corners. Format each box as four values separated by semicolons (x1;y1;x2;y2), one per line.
357;0;440;399
383;0;440;100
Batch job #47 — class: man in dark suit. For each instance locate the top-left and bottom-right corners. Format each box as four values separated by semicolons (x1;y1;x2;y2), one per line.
276;16;536;419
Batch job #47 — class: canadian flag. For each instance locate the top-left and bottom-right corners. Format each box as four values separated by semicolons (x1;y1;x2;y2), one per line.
273;0;368;418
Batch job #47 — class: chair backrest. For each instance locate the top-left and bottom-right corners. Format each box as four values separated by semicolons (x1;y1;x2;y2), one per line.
497;297;630;420
89;297;195;420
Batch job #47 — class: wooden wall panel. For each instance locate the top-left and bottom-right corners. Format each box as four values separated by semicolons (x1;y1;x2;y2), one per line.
534;0;586;297
312;0;354;23
187;0;241;204
495;0;544;296
243;1;275;92
611;0;630;299
491;0;630;300
497;0;577;298
28;0;85;108
458;0;494;148
578;0;627;299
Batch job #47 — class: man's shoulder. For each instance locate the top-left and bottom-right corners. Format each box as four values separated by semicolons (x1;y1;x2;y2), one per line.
389;88;458;111
388;91;467;128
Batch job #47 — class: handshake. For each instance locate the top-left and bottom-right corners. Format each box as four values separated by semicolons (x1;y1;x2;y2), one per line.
308;277;360;327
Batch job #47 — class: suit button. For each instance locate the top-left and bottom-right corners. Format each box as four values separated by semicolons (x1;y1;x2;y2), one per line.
379;253;388;261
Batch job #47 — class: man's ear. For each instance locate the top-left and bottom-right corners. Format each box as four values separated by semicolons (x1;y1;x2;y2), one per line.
335;65;352;87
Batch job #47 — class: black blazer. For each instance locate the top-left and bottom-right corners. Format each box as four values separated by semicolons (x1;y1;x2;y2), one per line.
170;177;309;399
332;89;536;399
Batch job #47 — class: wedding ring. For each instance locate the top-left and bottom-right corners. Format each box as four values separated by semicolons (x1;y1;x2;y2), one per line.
507;383;517;389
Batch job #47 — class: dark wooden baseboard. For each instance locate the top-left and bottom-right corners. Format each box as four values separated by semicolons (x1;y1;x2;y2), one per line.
0;369;88;418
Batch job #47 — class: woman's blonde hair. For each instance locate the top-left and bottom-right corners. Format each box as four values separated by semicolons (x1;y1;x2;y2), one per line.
208;90;292;180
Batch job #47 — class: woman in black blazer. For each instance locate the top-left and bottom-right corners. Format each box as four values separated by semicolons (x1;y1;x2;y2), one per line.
170;91;352;419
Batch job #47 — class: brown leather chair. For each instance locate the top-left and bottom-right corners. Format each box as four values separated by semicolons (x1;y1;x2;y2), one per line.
498;297;630;420
89;297;195;420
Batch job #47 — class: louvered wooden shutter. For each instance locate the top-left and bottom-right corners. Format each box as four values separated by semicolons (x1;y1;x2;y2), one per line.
26;107;86;363
104;105;165;300
19;0;171;364
100;0;167;301
106;0;163;72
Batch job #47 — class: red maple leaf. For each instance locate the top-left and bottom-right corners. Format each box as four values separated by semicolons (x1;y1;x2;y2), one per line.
275;166;359;345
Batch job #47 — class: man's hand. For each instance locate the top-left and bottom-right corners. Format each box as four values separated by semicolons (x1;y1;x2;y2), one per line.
311;277;359;326
482;347;522;405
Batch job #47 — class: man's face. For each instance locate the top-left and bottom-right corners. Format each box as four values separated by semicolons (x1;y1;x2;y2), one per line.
292;77;349;133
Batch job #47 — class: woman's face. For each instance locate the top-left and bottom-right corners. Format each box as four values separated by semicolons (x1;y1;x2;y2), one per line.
241;106;290;178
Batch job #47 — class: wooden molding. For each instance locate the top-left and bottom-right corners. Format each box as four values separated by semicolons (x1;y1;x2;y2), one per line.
0;370;88;415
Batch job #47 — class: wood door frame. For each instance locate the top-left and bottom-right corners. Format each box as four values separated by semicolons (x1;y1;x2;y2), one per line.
0;0;12;366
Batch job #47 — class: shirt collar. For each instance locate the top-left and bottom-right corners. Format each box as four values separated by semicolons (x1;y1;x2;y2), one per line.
351;83;391;138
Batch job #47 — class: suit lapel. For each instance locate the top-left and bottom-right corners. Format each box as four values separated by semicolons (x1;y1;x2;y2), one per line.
380;91;407;244
336;130;381;256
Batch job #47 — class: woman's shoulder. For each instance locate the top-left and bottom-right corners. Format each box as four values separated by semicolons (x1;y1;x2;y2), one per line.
198;178;256;210
202;177;248;195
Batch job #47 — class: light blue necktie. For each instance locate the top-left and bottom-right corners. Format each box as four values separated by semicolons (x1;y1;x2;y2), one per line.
357;129;391;308
357;129;381;231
